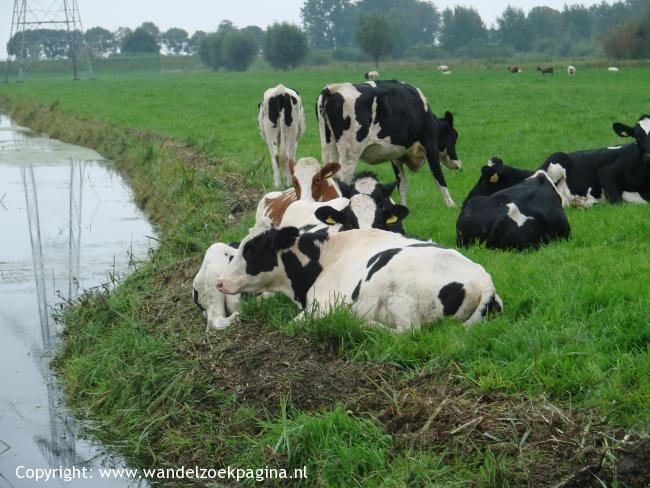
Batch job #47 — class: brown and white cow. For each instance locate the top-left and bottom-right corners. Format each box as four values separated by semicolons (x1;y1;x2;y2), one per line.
258;84;306;188
217;227;502;331
255;157;343;227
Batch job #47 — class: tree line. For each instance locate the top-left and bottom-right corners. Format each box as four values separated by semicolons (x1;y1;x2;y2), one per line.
5;0;650;72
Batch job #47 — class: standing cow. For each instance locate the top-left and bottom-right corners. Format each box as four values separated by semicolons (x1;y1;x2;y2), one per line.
317;80;461;208
258;84;306;188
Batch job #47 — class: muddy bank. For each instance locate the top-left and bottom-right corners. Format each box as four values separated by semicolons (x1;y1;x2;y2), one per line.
2;95;648;487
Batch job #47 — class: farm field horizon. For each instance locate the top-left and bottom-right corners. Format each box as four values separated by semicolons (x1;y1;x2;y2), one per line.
2;66;649;485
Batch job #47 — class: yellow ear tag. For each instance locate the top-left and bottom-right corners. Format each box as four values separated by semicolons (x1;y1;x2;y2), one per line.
325;216;336;225
324;171;334;178
386;215;398;225
489;173;499;183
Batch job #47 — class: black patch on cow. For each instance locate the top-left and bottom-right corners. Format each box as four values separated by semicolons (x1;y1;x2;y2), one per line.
241;231;280;276
228;255;234;263
366;248;401;282
407;242;442;248
228;241;240;249
438;282;465;316
280;232;327;308
193;288;205;312
351;280;362;300
319;88;352;142
267;93;294;128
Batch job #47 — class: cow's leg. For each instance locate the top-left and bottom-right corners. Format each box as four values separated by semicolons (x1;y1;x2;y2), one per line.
336;146;365;184
392;161;408;206
598;167;622;204
423;141;455;208
270;151;281;189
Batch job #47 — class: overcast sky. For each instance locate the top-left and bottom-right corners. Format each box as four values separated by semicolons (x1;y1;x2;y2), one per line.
1;0;610;60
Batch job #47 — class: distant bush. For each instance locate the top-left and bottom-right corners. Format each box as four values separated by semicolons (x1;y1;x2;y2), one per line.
222;31;258;71
308;49;332;66
263;23;309;70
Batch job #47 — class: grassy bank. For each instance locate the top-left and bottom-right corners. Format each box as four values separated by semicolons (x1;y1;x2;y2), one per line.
1;66;649;486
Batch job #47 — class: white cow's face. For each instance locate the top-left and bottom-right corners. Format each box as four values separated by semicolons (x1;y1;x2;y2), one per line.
217;227;298;294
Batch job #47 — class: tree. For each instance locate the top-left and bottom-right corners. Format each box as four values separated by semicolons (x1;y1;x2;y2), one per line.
85;26;115;56
222;30;258;71
242;25;264;46
263;23;309;70
497;6;530;51
188;30;207;55
562;5;593;40
527;6;562;43
355;12;395;67
161;28;189;54
301;0;356;49
217;20;236;34
139;21;160;39
440;6;487;52
198;32;224;69
121;27;160;53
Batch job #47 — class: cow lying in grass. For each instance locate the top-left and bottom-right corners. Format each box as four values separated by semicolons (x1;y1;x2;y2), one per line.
217;227;502;331
458;170;570;250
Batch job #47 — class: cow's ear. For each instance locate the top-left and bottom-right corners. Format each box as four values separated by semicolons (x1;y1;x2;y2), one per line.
320;162;341;179
384;205;409;226
444;111;454;126
272;227;298;250
382;181;397;197
489;157;503;166
613;122;633;138
314;206;344;225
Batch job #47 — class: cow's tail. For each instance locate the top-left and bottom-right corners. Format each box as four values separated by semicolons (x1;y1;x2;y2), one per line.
463;283;503;327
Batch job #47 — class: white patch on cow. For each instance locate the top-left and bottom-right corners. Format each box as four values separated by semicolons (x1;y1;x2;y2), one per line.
349;194;378;229
415;87;428;112
486;159;495;167
193;243;242;330
608;67;619;72
639;117;650;135
607;145;623;150
280;197;349;230
506;203;533;227
545;163;571;207
353;176;380;195
366;81;377;87
622;191;648;204
292;157;322;201
440;149;462;170
436;181;456;208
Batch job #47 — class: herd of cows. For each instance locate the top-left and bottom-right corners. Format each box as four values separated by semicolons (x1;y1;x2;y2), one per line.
192;78;650;332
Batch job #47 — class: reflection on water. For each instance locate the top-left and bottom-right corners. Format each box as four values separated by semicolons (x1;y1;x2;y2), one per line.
0;115;154;487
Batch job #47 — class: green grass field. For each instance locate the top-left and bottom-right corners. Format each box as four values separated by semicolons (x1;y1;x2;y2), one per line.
2;66;650;486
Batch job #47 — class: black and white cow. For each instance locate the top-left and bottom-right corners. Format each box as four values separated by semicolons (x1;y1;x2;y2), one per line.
317;80;461;208
541;116;650;207
457;171;571;250
217;227;502;331
258;84;306;188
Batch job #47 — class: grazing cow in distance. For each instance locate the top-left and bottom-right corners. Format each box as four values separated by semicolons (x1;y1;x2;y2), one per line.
457;171;571;250
317;80;462;207
507;66;521;73
217;227;502;331
258;84;306;188
608;67;619;72
567;65;576;76
255;157;343;227
537;66;554;75
437;65;449;72
364;71;379;80
193;242;241;330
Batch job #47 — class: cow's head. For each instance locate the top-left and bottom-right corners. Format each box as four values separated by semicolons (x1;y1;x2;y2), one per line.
351;171;398;201
613;115;650;163
217;226;299;295
463;157;526;204
315;194;409;234
290;157;341;201
437;111;461;170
